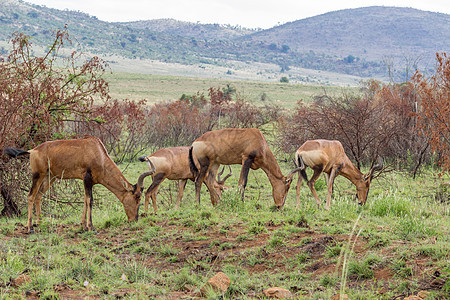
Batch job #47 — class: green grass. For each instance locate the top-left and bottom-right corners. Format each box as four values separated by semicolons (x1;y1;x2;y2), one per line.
103;72;354;109
0;161;449;299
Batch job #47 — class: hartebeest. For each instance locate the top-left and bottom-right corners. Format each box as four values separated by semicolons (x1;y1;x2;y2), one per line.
294;139;383;210
188;128;301;208
4;136;145;233
138;146;232;214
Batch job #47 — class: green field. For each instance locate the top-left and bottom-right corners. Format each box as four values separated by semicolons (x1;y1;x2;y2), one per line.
0;160;448;299
104;72;356;109
0;73;448;299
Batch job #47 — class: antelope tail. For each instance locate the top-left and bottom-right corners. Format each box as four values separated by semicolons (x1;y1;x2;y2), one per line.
138;155;156;174
4;147;30;158
296;153;308;181
188;146;199;177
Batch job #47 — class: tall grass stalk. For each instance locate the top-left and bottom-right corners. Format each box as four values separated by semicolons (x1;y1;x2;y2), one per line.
336;212;363;296
45;159;59;272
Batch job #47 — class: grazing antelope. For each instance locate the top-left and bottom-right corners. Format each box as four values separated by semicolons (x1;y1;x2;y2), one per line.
138;146;232;214
294;139;383;210
188;128;301;208
4;136;145;234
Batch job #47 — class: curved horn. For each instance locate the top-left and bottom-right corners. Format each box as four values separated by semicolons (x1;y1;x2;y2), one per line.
137;171;154;188
137;157;157;187
217;165;232;184
286;167;303;179
365;157;384;181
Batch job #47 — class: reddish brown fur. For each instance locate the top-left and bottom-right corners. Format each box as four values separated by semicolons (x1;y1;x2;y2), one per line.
139;146;231;213
295;139;382;209
190;128;300;208
9;136;142;233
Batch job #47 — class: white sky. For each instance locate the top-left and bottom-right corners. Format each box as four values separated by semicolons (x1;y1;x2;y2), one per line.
24;0;450;29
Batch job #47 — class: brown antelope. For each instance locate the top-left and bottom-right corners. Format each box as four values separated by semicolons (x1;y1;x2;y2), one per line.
294;139;383;210
4;136;145;234
138;146;232;214
188;128;301;208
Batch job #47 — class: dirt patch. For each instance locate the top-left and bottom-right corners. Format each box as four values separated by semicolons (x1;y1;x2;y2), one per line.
5;219;445;299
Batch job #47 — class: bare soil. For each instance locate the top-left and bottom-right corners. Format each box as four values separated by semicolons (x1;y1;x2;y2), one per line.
7;217;445;299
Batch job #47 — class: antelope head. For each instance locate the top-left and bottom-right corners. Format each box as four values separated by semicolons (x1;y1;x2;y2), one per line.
274;166;303;209
214;166;233;197
356;157;384;205
121;172;150;221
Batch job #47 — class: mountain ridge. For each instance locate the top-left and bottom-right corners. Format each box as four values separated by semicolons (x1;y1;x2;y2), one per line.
0;1;448;83
243;6;449;61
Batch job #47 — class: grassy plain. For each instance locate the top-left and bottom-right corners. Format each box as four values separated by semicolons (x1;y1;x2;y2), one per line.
104;72;356;109
0;160;449;299
0;74;448;298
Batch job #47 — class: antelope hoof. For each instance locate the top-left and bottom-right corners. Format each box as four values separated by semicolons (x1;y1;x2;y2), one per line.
81;224;95;232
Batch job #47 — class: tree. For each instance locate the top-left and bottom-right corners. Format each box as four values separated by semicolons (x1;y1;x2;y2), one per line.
0;28;110;216
344;55;356;63
413;52;450;174
281;45;290;53
280;77;289;83
277;86;407;169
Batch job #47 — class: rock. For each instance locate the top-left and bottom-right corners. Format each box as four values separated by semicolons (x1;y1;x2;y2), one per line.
262;287;292;299
403;296;422;300
201;272;230;296
12;274;32;287
331;294;349;300
417;291;430;299
430;277;446;288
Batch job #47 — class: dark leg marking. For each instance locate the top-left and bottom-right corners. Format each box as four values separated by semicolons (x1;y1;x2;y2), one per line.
241;151;257;191
145;173;166;196
195;156;210;205
330;163;344;194
83;169;96;231
29;172;41;196
84;169;94;207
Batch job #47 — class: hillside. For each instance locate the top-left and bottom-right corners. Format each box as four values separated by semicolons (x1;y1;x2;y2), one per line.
244;6;449;62
121;19;257;40
0;0;448;83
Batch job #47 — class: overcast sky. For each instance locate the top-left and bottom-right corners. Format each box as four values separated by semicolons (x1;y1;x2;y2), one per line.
24;0;450;29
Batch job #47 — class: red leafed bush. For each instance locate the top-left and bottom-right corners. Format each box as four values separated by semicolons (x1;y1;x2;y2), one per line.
277;80;428;173
413;52;450;174
71;99;150;163
208;86;280;130
0;29;110;215
146;97;215;149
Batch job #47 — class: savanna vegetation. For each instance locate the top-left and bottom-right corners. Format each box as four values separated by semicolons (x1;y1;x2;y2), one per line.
0;31;449;299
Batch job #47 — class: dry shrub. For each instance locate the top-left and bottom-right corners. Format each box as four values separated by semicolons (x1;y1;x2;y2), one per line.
370;81;429;176
70;86;278;163
0;29;110;216
277;80;429;173
146;97;215;149
70;99;151;163
413;52;450;174
208;87;279;129
139;87;280;152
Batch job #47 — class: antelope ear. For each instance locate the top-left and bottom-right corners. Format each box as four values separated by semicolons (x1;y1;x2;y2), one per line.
122;179;133;192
